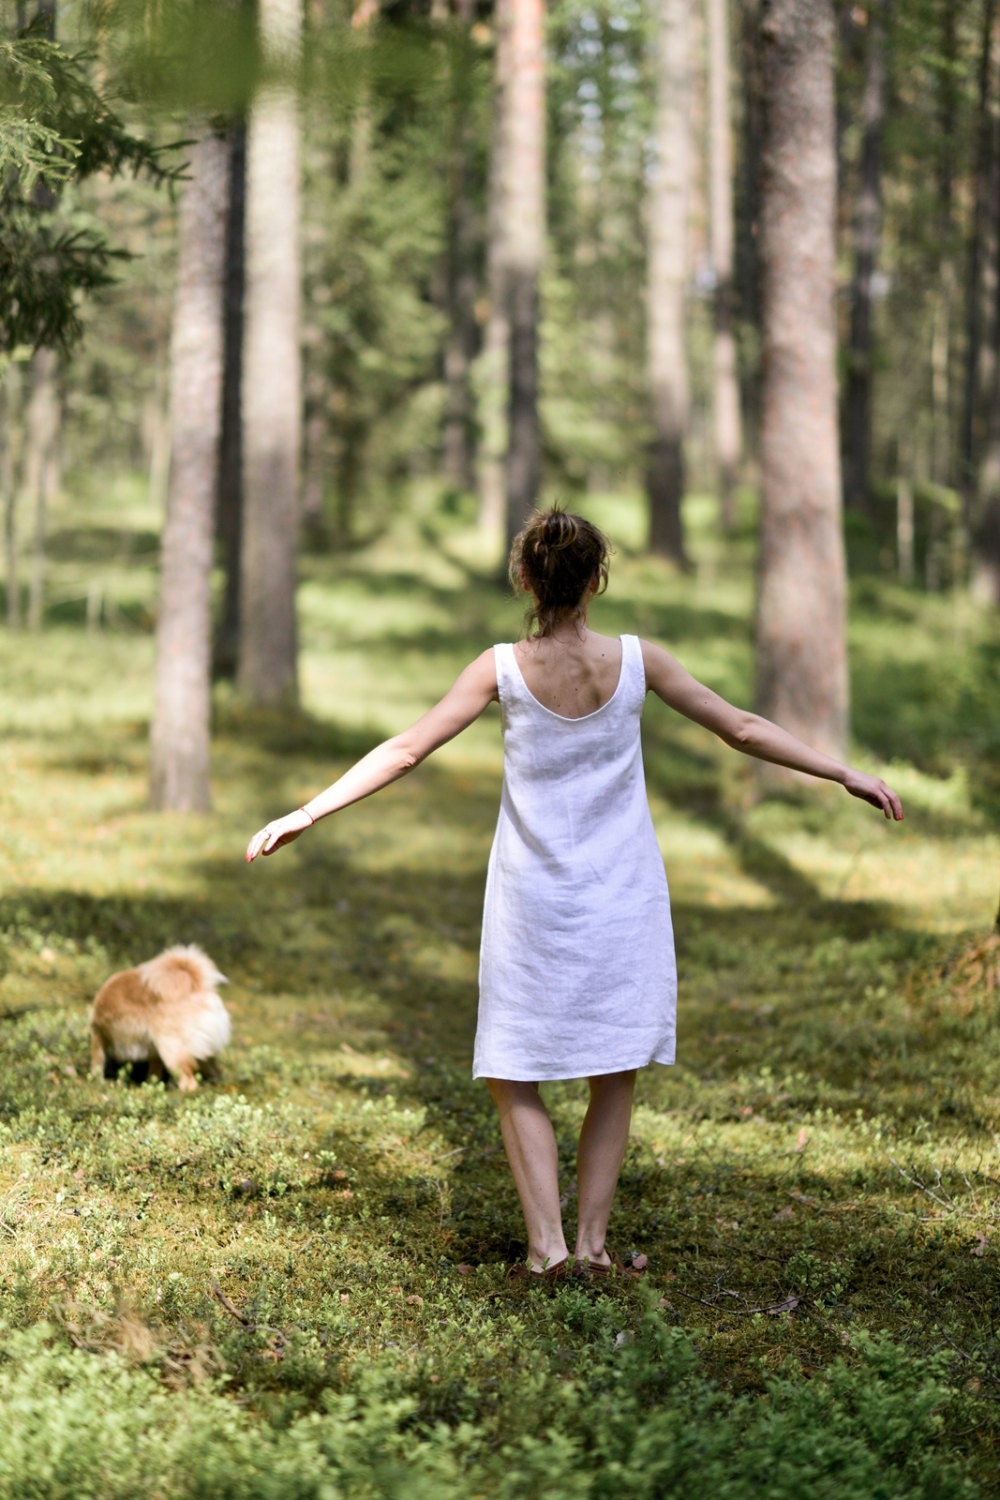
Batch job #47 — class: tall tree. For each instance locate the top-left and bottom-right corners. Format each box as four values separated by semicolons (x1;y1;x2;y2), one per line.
237;0;302;707
442;0;480;496
0;19;181;354
931;0;960;492
501;0;545;547
214;120;247;680
0;365;23;626
971;3;1000;605
23;344;58;632
754;0;848;761
960;0;998;527
735;0;764;454
707;0;742;529
20;0;57;637
842;0;889;516
645;0;691;567
476;0;512;538
149;131;229;812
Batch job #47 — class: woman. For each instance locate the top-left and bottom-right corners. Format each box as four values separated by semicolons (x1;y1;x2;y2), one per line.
246;509;903;1279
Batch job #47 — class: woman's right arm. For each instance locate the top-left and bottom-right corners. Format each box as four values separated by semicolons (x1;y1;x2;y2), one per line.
245;648;499;861
639;639;903;820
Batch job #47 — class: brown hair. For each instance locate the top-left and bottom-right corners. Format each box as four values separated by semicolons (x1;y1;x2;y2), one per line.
508;507;611;637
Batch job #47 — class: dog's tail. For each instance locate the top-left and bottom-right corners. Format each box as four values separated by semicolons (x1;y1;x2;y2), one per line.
137;945;228;1001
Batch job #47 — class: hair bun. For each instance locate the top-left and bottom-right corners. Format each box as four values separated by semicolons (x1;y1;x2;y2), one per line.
508;507;611;637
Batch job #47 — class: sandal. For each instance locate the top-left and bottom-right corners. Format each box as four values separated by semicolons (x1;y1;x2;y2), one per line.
574;1249;648;1279
507;1256;571;1283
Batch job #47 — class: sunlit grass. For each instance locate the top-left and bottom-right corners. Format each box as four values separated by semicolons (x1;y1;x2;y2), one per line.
0;481;997;1494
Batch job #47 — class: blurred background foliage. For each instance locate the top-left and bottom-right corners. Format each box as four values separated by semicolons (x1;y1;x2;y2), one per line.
5;0;998;563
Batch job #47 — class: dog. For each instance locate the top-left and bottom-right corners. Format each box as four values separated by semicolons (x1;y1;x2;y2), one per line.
89;945;230;1092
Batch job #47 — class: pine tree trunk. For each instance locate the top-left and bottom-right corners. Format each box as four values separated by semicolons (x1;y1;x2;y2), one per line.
214;120;247;681
1;366;23;628
149;131;229;812
442;1;480;495
18;8;60;635
975;13;1000;596
842;0;888;516
237;0;302;707
736;0;764;460
932;2;959;492
24;347;59;633
645;0;691;567
502;0;545;548
754;0;848;764
708;0;742;530
961;0;998;529
476;0;512;540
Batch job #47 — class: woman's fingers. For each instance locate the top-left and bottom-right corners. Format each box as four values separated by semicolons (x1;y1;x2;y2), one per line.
870;779;903;820
246;810;313;863
846;773;903;821
245;828;269;862
246;824;284;861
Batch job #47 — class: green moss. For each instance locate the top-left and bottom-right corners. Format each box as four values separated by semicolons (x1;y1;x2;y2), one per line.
0;487;996;1494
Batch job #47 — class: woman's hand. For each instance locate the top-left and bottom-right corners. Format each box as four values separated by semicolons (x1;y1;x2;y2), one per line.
843;770;904;821
245;807;315;863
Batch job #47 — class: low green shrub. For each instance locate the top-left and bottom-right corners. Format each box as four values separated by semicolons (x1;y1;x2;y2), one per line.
0;1312;977;1500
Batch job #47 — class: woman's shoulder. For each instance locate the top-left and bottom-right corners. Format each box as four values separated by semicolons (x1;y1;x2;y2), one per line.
453;646;502;690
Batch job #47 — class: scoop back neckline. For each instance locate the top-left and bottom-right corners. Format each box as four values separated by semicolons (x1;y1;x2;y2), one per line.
508;635;627;722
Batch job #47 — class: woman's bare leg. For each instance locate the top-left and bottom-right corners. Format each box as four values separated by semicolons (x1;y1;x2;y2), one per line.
574;1070;636;1266
485;1078;569;1272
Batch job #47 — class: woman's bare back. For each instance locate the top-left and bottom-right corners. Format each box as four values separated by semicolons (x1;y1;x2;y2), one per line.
512;630;624;720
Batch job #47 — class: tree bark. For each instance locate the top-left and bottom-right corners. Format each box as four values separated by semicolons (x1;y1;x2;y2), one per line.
645;0;691;567
736;0;764;464
960;0;998;530
149;131;229;812
937;1;958;229
214;120;247;681
842;0;888;517
975;10;1000;597
707;0;742;530
442;0;480;495
754;0;848;764
501;0;545;548
24;347;59;633
21;0;59;633
1;365;24;628
237;0;302;707
931;1;959;492
476;0;512;539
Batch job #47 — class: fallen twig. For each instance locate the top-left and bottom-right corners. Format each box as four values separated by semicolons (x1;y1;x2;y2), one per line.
210;1283;286;1339
211;1283;251;1326
671;1286;741;1309
886;1156;955;1212
671;1285;800;1317
746;1295;800;1316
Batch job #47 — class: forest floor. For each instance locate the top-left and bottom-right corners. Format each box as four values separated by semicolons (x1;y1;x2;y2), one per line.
0;484;998;1497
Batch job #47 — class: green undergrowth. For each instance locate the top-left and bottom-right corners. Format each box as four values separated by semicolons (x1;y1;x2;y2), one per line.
0;487;998;1494
0;1316;979;1499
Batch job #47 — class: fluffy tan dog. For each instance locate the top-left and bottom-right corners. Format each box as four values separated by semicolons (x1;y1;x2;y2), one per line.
89;945;230;1092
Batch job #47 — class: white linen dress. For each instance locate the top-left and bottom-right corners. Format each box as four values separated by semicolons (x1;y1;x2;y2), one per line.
473;633;677;1081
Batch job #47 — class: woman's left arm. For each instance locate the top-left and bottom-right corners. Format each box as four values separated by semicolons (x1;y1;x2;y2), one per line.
246;648;499;861
640;639;903;821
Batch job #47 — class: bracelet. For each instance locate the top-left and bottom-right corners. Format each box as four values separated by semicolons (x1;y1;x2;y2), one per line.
298;806;315;825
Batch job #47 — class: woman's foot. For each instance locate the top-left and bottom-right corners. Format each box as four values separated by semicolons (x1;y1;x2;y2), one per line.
507;1255;571;1282
574;1248;647;1279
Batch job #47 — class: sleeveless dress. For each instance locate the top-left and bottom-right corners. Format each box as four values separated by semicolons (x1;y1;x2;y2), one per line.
473;633;677;1081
